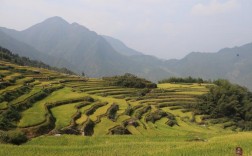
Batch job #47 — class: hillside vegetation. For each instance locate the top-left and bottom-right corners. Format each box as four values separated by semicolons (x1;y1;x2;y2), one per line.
159;76;208;84
0;52;252;155
196;79;252;130
103;73;157;88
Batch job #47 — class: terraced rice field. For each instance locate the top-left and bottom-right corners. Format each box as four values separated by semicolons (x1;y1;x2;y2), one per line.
1;60;252;155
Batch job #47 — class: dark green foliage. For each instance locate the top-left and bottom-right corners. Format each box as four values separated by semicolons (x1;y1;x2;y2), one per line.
196;79;252;130
60;127;80;135
81;72;85;77
15;86;63;111
0;130;8;143
0;116;14;130
14;90;47;111
2;86;30;102
83;119;95;136
0;107;21;130
159;76;209;84
0;82;11;89
136;88;151;96
0;130;27;145
0;47;75;75
109;126;131;135
0;86;63;131
2;107;21;122
107;104;119;120
146;109;178;127
124;105;133;116
135;106;151;119
123;119;139;127
166;119;178;127
103;73;157;89
146;109;168;123
166;112;178;127
5;130;28;145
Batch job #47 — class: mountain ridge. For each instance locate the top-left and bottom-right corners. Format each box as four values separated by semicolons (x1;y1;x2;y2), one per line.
0;16;252;90
102;35;143;56
0;17;174;80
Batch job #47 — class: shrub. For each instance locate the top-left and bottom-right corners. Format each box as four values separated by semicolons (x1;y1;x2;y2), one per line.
0;130;28;145
159;76;208;84
0;130;8;143
109;126;131;135
146;109;167;123
6;130;28;145
107;104;119;120
83;119;95;136
124;105;133;116
103;73;157;89
135;106;151;119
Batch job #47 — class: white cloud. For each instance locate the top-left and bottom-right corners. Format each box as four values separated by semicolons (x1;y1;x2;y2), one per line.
191;0;240;16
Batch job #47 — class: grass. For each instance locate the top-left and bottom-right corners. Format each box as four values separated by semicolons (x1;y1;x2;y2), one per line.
18;87;86;127
16;77;33;84
76;114;88;125
0;84;22;94
1;132;251;156
10;86;42;105
51;102;80;129
3;72;21;81
75;103;95;124
91;95;129;115
89;102;112;121
161;107;193;120
0;101;8;109
93;117;119;135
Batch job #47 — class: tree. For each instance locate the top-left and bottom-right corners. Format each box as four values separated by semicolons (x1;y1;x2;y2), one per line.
81;72;85;77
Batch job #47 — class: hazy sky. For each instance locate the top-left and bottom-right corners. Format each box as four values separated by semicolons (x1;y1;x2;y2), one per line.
1;0;252;59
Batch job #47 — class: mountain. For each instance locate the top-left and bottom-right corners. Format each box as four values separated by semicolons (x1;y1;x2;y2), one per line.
0;46;75;75
1;16;252;90
165;43;252;90
0;29;77;72
0;30;52;64
102;35;143;56
0;16;173;80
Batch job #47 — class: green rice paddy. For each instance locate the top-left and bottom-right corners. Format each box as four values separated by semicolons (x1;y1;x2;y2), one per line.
0;60;251;155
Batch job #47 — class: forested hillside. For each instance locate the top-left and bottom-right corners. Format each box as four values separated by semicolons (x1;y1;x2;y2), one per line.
196;79;252;130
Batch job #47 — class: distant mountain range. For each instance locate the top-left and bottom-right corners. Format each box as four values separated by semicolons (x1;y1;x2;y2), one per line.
0;17;173;81
0;16;251;90
165;43;252;91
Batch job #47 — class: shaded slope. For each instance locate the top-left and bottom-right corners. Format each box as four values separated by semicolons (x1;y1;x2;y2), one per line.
102;35;143;56
0;29;77;72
